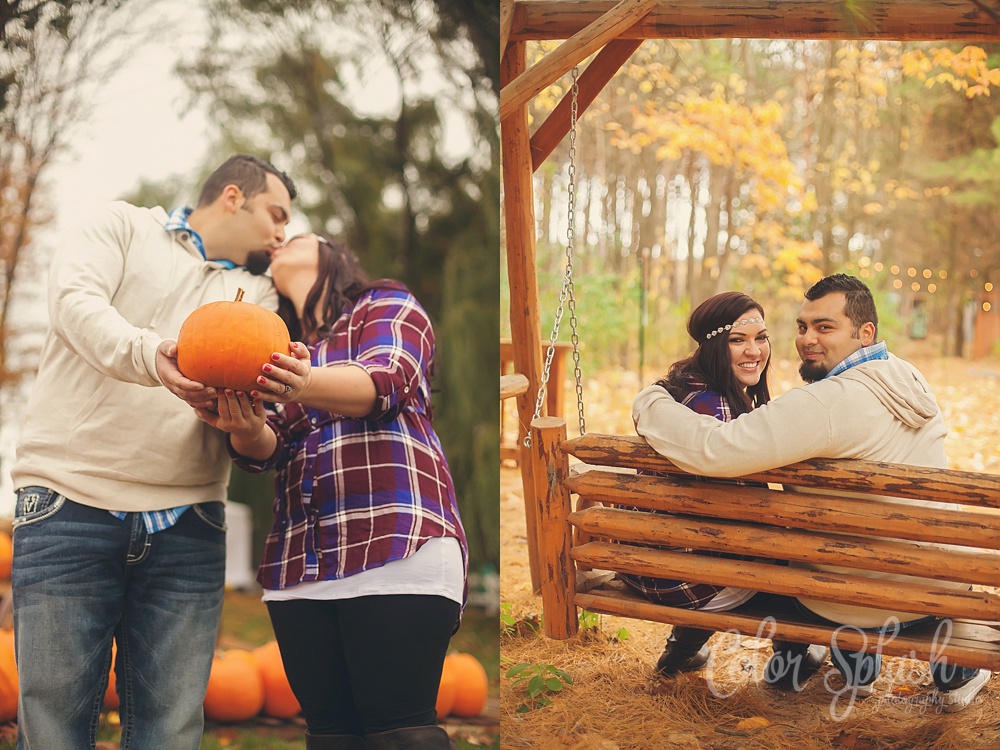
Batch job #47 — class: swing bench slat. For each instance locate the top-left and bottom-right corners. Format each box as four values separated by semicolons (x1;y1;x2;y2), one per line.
529;416;1000;671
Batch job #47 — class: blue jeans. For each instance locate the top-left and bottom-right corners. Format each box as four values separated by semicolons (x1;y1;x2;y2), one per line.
12;487;227;750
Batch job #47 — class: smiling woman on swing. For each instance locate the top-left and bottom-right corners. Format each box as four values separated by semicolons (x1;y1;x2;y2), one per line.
619;291;773;678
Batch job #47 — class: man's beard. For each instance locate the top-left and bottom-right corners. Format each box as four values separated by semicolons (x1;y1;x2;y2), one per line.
798;360;828;383
245;250;271;276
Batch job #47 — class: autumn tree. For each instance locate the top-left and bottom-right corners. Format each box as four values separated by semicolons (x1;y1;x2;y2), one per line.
0;0;158;418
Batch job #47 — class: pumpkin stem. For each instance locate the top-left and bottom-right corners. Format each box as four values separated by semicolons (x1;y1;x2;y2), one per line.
235;288;245;303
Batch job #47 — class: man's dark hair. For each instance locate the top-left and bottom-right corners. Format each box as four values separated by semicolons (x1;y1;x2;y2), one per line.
196;154;297;206
804;273;878;338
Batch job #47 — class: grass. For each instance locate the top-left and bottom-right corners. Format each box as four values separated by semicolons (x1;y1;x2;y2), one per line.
0;590;499;749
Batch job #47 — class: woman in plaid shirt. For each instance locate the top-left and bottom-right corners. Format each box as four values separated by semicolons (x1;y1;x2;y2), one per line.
201;232;466;750
620;292;773;679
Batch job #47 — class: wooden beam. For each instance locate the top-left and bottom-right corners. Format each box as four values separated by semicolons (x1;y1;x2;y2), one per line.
530;37;642;171
567;469;1000;549
500;0;658;122
501;40;545;592
573;541;1000;621
569;505;1000;586
563;432;1000;507
500;372;529;400
511;0;1000;42
501;0;515;61
576;588;1000;670
532;417;579;639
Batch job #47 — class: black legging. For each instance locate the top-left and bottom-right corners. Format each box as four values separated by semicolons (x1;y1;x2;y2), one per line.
267;594;461;736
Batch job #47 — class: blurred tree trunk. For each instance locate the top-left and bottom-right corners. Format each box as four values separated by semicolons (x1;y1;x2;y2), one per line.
812;41;840;275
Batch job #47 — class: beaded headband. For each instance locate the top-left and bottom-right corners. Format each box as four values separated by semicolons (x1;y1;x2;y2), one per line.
705;316;765;340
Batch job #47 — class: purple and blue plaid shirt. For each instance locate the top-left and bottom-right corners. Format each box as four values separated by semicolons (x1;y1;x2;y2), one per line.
618;377;757;608
232;283;467;594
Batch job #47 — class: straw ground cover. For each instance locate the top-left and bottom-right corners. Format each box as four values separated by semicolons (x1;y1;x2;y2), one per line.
500;355;1000;750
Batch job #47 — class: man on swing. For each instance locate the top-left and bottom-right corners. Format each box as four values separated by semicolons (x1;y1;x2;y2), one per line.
632;273;990;713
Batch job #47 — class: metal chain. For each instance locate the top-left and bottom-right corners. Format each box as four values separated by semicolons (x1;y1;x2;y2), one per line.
526;67;587;446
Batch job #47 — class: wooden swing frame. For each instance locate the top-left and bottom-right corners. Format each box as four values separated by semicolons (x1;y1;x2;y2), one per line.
500;0;1000;591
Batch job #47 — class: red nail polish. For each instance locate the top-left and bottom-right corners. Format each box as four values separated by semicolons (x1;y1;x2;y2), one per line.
258;377;266;385
272;353;281;361
263;364;272;372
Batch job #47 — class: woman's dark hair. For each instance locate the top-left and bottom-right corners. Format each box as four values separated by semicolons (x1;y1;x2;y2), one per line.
656;291;771;416
276;233;376;343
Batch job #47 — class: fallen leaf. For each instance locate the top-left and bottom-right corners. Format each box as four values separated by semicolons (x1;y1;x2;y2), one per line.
736;716;771;731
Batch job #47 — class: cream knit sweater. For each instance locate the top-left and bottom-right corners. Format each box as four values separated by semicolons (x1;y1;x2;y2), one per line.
632;354;964;628
12;201;277;511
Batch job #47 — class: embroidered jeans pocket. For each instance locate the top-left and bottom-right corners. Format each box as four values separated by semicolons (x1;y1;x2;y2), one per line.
13;486;65;529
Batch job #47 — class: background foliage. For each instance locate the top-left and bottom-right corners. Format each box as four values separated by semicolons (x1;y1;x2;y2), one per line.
1;0;499;571
502;39;1000;373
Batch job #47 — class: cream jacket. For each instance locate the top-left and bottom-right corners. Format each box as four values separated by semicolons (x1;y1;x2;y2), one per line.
632;354;960;628
12;202;277;511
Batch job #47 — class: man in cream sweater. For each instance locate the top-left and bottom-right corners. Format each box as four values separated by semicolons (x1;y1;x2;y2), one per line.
632;274;989;713
10;155;296;748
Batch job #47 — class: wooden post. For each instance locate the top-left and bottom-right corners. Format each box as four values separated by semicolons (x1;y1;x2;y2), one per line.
511;0;1000;43
531;416;579;639
500;0;515;61
502;40;544;592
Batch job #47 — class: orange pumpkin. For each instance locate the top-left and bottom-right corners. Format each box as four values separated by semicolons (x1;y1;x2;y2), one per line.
435;655;459;719
446;652;488;717
203;649;265;722
0;629;17;721
251;640;301;719
0;532;12;579
176;288;290;393
103;642;119;710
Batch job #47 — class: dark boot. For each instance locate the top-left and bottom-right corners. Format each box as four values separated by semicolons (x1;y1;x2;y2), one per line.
305;732;366;750
655;626;714;677
764;641;829;692
365;725;455;750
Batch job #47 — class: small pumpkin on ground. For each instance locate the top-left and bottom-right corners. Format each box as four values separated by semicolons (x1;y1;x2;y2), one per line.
251;640;301;719
0;531;12;579
0;629;17;721
103;641;119;711
443;652;488;718
203;649;266;722
435;656;459;720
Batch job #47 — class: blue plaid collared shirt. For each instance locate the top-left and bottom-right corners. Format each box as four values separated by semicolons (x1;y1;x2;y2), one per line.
164;205;237;269
825;340;889;379
109;507;189;533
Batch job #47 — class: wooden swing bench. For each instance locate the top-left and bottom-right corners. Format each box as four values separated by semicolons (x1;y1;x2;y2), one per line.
529;416;1000;672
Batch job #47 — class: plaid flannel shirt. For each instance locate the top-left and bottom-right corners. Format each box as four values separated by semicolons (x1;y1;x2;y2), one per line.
825;340;889;378
232;283;467;595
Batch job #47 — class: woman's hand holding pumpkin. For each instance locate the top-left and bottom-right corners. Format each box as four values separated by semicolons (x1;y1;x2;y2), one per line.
251;341;311;403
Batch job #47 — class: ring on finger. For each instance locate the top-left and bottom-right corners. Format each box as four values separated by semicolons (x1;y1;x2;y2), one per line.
283;384;292;394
